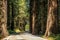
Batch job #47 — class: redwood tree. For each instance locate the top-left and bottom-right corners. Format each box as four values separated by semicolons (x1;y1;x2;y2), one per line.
0;0;9;38
30;0;37;34
45;0;57;37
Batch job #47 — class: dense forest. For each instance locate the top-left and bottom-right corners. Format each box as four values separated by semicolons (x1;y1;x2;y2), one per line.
0;0;60;40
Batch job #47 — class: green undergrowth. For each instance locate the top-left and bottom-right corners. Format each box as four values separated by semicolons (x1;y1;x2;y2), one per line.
8;29;24;34
25;24;29;31
49;34;60;40
8;24;29;34
41;34;60;40
8;30;16;34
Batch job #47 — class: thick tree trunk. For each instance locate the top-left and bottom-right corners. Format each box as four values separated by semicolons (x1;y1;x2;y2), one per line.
30;0;37;34
45;0;57;37
32;13;36;34
0;0;9;38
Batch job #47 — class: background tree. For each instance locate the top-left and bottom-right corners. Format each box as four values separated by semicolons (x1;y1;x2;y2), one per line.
30;0;37;34
7;0;30;32
36;0;47;34
58;0;60;33
30;0;47;35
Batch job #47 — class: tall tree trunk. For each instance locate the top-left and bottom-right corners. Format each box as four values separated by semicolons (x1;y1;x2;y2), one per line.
32;13;36;34
45;0;57;37
30;0;37;34
0;0;9;38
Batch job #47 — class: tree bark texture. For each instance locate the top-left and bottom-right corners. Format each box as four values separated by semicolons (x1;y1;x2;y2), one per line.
45;0;57;37
0;0;9;38
30;0;37;34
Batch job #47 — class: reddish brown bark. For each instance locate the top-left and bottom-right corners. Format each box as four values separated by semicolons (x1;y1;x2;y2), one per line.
0;0;9;38
31;0;36;34
45;0;57;37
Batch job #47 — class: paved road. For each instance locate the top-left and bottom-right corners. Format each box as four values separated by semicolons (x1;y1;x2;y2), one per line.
2;33;47;40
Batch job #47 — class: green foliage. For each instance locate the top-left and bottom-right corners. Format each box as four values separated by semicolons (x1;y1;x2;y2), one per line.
45;34;60;40
25;24;29;31
7;0;30;32
18;0;29;18
8;30;16;34
48;37;55;40
55;34;60;40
